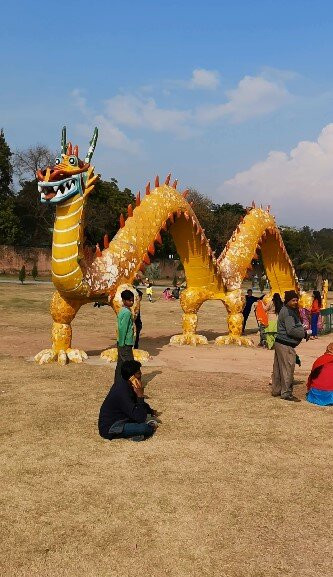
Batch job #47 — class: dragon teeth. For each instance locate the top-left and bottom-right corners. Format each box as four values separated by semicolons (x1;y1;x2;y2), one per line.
38;178;76;196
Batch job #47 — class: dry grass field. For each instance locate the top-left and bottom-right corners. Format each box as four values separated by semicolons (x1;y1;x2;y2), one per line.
0;283;332;577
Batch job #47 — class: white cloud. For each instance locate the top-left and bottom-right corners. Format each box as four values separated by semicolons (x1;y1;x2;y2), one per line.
94;116;140;154
71;71;292;155
72;90;140;154
71;89;91;117
220;123;333;228
189;68;220;90
105;95;192;137
196;75;290;124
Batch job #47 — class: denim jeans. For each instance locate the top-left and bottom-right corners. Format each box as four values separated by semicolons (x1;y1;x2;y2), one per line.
109;422;154;440
311;312;319;337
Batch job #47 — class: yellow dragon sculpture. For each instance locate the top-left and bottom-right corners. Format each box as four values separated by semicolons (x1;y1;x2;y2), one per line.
35;128;307;365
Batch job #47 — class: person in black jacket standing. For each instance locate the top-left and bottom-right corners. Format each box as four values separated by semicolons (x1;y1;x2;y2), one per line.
134;289;143;349
242;289;265;333
272;290;311;402
98;360;158;441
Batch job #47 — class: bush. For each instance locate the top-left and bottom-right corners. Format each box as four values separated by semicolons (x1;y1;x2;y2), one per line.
19;265;26;284
172;274;178;287
31;263;38;280
145;263;160;280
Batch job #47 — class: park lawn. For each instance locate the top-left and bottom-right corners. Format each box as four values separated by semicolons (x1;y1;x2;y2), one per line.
0;283;332;577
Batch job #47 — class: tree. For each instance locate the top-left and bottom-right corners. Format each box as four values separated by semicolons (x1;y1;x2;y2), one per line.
14;179;54;246
0;128;13;199
84;178;135;247
11;145;55;247
210;203;246;255
19;265;26;284
32;263;38;280
313;228;333;255
13;145;55;182
186;190;246;256
280;226;314;270
0;129;20;244
299;252;333;290
145;263;160;280
0;198;21;244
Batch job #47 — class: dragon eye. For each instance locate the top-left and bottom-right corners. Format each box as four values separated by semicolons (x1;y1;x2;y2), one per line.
69;156;77;166
55;158;61;165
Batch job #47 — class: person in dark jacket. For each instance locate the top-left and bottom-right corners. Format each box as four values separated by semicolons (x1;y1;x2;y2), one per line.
271;290;311;402
242;289;264;333
98;360;158;441
134;289;143;349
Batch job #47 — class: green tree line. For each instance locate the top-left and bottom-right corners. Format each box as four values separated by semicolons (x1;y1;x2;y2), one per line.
1;128;333;285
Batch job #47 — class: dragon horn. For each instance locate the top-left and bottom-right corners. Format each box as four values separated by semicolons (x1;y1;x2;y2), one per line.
61;126;67;154
85;127;98;163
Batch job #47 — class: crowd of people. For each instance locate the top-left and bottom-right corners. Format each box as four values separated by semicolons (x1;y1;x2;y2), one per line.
97;284;332;444
242;287;333;404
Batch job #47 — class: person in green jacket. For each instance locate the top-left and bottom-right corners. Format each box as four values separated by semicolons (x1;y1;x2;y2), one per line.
115;289;135;381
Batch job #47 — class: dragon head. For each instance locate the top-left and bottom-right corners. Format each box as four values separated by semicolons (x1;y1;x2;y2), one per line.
38;126;98;204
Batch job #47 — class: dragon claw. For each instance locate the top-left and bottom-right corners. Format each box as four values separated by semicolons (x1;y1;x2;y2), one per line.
34;348;58;364
215;335;254;347
100;348;151;363
133;349;151;363
100;348;118;362
170;334;208;346
34;348;88;365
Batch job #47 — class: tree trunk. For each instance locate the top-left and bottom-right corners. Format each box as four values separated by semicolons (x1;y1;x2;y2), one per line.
316;273;323;291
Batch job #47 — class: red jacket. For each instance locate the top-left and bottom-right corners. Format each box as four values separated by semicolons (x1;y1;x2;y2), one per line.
311;299;321;313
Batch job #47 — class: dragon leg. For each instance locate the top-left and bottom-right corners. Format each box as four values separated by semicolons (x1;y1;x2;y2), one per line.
170;288;209;345
35;291;88;365
215;289;254;347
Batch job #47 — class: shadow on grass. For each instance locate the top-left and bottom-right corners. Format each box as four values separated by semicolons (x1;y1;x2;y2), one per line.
86;326;260;360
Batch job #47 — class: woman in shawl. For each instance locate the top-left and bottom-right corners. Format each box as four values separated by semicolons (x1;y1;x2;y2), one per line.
264;293;283;350
306;342;333;406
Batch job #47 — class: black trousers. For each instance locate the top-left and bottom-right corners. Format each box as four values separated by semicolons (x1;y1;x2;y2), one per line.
115;344;134;381
134;327;142;349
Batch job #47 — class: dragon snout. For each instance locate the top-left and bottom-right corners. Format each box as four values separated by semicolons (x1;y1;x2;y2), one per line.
37;167;65;182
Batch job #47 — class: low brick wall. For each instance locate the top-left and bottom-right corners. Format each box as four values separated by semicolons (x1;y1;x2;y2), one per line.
0;246;183;279
0;245;51;275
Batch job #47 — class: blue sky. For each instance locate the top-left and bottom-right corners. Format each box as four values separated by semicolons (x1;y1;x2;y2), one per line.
2;0;333;228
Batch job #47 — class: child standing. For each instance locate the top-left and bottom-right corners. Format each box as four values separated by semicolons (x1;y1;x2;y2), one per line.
146;283;153;302
115;289;135;381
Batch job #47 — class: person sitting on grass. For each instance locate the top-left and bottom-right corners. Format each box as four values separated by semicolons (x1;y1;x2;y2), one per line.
98;360;159;442
172;286;180;299
306;342;333;406
162;287;173;300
